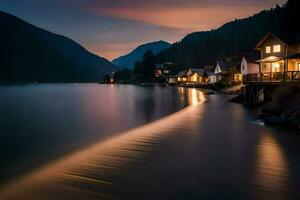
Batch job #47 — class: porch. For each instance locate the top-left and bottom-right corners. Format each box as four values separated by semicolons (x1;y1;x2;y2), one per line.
245;71;300;83
245;55;300;83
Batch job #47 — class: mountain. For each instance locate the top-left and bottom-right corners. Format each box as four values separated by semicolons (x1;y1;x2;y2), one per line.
112;41;171;69
155;0;300;71
0;11;117;83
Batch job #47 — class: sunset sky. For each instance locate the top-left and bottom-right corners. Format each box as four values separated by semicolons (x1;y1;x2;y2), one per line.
0;0;287;60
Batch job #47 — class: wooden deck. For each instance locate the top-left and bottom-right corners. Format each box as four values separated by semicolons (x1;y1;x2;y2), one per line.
245;71;300;84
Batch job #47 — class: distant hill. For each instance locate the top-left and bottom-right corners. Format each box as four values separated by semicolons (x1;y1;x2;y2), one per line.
156;0;300;71
112;41;171;69
0;11;117;83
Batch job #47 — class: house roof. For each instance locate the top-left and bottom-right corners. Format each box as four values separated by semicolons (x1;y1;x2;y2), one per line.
191;68;205;76
207;72;216;76
285;53;300;59
256;32;300;49
176;70;187;77
257;56;283;63
242;51;260;63
215;61;229;71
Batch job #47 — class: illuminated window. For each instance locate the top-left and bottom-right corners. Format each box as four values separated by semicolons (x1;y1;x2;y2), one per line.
266;46;271;54
273;45;281;53
272;63;280;72
298;63;300;71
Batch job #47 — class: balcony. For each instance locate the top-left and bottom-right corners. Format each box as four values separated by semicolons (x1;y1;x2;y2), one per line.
245;71;300;83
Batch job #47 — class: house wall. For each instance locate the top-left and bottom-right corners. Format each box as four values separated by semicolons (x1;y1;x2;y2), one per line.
241;57;260;75
241;57;248;75
234;74;242;81
247;63;260;74
186;69;193;76
208;75;217;84
260;36;287;58
168;77;178;84
261;62;284;73
215;63;221;74
287;59;300;71
191;73;199;82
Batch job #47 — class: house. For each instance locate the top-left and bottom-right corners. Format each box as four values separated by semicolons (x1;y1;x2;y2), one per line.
245;32;300;82
168;68;207;85
206;62;228;84
232;52;260;84
155;63;172;77
241;52;260;75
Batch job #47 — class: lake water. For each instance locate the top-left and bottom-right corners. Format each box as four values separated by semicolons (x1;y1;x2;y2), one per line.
0;84;299;200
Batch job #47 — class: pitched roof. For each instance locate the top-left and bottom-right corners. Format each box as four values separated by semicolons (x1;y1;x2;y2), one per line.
257;56;282;63
176;70;187;77
215;61;229;71
191;68;205;76
285;53;300;59
256;32;300;49
242;51;260;63
206;72;216;76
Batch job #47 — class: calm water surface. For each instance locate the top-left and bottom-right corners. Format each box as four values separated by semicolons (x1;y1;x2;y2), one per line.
0;84;299;200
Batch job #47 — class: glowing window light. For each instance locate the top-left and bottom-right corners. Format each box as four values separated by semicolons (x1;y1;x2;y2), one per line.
273;45;281;53
266;46;271;54
272;63;280;72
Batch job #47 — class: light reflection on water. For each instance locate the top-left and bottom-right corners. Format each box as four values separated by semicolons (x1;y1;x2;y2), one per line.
0;85;299;200
254;132;291;200
0;88;205;200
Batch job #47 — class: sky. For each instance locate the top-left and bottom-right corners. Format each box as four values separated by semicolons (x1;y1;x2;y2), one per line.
0;0;287;60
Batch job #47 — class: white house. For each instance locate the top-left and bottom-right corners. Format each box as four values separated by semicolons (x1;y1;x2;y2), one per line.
207;62;228;84
241;56;260;75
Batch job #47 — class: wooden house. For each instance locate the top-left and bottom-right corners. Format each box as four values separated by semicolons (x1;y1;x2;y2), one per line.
168;68;207;85
245;32;300;82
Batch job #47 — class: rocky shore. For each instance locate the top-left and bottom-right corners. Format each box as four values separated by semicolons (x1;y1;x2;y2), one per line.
260;84;300;131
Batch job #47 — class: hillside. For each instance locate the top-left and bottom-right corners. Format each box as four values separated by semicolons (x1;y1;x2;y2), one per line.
0;11;117;83
112;41;171;69
156;0;300;71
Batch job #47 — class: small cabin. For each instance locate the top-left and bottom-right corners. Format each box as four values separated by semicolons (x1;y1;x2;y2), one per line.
168;68;207;85
232;52;260;84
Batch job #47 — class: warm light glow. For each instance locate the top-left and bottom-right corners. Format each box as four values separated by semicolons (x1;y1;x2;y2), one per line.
0;89;206;199
234;74;242;81
272;63;280;72
188;89;204;106
191;73;198;82
273;44;281;53
266;46;271;54
254;133;290;197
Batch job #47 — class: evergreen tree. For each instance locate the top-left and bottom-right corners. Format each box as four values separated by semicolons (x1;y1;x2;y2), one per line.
141;50;155;78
